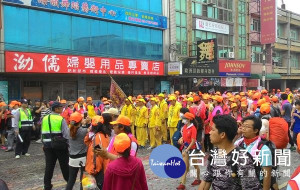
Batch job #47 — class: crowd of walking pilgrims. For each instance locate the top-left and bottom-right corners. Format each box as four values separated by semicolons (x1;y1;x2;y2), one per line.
0;88;300;190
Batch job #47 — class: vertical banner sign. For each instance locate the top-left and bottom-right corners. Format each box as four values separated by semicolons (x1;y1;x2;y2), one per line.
197;39;218;64
261;0;277;44
0;81;8;104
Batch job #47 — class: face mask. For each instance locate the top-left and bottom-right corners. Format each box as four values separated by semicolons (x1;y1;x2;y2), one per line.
180;113;184;119
182;119;188;124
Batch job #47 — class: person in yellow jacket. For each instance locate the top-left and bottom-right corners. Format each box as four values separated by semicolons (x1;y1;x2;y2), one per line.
134;99;148;148
158;93;168;143
168;96;182;145
86;97;96;118
148;98;161;149
120;97;136;136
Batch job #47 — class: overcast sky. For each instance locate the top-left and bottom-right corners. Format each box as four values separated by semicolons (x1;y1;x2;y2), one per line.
278;0;300;14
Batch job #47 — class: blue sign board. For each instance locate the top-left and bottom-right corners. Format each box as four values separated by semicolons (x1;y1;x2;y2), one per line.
3;0;167;29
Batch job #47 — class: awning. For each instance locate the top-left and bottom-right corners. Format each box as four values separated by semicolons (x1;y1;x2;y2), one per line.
251;74;281;80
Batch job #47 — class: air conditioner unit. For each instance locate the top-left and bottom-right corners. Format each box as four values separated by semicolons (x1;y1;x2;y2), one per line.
228;52;234;59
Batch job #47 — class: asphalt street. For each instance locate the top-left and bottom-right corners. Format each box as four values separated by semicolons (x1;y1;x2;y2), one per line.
0;141;299;190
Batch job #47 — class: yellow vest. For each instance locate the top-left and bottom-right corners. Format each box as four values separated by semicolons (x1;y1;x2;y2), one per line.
135;106;148;128
148;105;159;128
121;104;136;125
168;102;182;128
158;100;168;120
87;105;96;118
288;93;293;104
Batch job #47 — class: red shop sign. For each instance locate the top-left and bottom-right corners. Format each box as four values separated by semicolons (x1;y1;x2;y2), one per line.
260;0;276;44
5;51;164;76
219;59;251;77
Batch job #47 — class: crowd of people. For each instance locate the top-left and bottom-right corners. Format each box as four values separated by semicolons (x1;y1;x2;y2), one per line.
0;87;300;189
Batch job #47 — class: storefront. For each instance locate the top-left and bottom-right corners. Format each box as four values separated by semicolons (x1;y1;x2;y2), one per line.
1;0;167;101
4;51;164;101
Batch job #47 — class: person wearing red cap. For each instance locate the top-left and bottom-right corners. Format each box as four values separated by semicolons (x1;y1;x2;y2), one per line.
66;112;88;190
84;116;110;189
177;112;201;189
102;133;148;190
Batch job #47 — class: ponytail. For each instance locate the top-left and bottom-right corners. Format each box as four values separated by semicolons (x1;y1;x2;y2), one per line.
70;121;81;139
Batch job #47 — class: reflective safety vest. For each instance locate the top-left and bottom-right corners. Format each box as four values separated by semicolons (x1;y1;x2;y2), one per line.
41;114;64;143
18;108;33;129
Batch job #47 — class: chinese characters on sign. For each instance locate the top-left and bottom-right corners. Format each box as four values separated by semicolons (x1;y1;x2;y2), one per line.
261;0;277;44
5;51;164;76
195;19;229;35
197;39;217;64
4;0;167;29
183;57;219;77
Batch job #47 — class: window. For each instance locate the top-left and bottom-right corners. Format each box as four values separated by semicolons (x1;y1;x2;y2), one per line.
291;54;299;68
251;19;260;32
251;46;263;63
4;6;163;60
291;29;298;40
176;0;187;55
238;0;247;60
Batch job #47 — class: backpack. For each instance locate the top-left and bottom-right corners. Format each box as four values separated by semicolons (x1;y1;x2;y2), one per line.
237;138;277;186
270;105;281;118
269;117;289;149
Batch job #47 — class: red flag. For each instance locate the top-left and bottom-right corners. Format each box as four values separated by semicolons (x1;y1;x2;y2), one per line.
110;78;126;108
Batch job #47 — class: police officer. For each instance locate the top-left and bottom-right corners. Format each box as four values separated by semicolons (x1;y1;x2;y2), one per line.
14;99;34;159
41;101;69;190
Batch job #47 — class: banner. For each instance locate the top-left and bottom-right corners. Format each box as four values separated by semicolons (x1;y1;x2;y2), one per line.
261;0;277;44
221;78;246;87
195;19;229;34
168;62;182;75
197;39;218;64
5;51;164;76
110;78;127;108
219;60;251;77
3;0;167;29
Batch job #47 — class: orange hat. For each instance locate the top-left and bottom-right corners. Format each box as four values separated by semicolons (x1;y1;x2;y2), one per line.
70;112;83;123
113;133;131;153
193;96;200;102
215;91;221;96
202;94;209;100
183;112;195;120
168;96;176;101
215;96;223;103
0;102;7;107
60;99;67;104
257;99;266;107
261;89;268;94
92;116;104;126
235;95;241;100
229;97;235;102
87;97;92;101
271;96;279;103
110;115;131;126
241;102;248;107
240;92;246;96
231;103;238;109
252;93;261;100
241;97;247;102
137;95;143;99
9;100;19;108
198;91;202;96
77;97;85;102
260;103;271;114
175;91;180;95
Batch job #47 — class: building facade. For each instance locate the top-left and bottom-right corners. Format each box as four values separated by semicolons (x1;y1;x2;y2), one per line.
0;0;168;102
249;0;300;91
168;0;252;94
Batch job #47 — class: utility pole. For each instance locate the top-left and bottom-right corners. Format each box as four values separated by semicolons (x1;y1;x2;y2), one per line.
262;44;266;90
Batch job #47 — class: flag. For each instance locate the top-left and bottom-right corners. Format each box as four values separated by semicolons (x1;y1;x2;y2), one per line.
110;78;127;108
